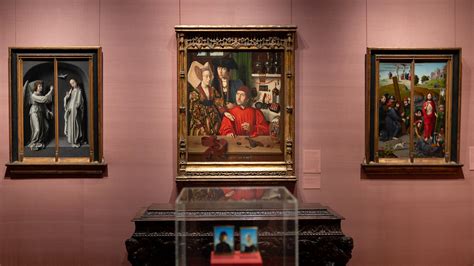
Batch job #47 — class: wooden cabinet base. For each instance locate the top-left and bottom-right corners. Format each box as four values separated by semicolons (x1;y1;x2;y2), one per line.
125;203;353;266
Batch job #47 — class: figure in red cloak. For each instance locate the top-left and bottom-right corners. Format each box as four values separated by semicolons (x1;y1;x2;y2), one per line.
219;86;269;137
422;92;437;142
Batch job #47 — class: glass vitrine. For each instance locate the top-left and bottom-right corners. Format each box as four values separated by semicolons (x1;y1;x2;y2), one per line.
176;186;298;266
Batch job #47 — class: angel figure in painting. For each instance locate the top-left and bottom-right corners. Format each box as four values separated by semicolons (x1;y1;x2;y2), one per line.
24;80;54;151
64;78;85;148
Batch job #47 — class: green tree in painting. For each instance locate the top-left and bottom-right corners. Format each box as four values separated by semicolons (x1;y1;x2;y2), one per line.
421;75;429;83
414;75;419;86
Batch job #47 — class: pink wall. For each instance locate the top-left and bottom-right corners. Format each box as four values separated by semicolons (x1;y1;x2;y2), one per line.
0;0;472;265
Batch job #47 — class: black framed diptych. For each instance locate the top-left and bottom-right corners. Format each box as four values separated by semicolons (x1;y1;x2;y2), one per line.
7;47;106;177
363;48;463;178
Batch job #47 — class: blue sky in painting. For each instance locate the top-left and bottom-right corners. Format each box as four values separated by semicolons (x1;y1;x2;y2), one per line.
379;63;411;79
415;62;447;77
379;62;447;79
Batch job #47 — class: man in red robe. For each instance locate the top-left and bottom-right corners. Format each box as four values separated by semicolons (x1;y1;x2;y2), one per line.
422;92;437;142
219;86;269;137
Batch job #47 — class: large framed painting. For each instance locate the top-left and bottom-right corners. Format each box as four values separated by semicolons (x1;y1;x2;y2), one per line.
363;48;463;178
7;47;106;178
175;25;296;185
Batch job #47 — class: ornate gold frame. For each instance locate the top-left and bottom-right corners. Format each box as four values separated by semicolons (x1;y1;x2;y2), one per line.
175;25;297;185
6;47;106;178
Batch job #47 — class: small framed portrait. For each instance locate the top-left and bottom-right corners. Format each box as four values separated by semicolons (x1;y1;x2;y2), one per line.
175;25;297;186
214;226;235;254
7;47;106;177
240;227;258;253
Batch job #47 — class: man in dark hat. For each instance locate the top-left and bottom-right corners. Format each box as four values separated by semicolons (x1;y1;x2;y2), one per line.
215;231;232;254
212;55;244;109
219;86;269;137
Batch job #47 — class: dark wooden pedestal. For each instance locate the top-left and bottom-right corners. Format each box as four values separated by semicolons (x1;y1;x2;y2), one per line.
125;203;353;266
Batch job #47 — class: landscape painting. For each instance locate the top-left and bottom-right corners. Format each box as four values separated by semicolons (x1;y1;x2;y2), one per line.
365;48;462;177
377;62;411;159
413;62;447;158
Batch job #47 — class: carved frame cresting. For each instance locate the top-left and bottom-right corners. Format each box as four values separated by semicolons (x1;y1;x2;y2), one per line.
176;25;297;184
363;48;463;178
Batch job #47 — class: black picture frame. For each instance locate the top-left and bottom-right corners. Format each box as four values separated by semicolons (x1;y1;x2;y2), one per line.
7;47;106;178
363;48;463;178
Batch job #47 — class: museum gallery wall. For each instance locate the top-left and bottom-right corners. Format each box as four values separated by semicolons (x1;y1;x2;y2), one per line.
0;0;473;266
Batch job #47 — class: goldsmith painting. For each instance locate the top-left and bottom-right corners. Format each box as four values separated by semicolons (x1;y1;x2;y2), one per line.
176;26;296;183
187;51;282;159
365;48;462;174
8;47;105;177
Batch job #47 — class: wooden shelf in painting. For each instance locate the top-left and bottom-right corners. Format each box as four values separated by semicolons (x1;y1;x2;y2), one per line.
5;161;107;178
361;162;463;179
251;73;282;78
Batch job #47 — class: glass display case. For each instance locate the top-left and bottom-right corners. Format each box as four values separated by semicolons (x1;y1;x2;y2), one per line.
176;187;298;266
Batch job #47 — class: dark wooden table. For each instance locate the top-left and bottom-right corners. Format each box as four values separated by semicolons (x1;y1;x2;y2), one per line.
125;203;353;266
